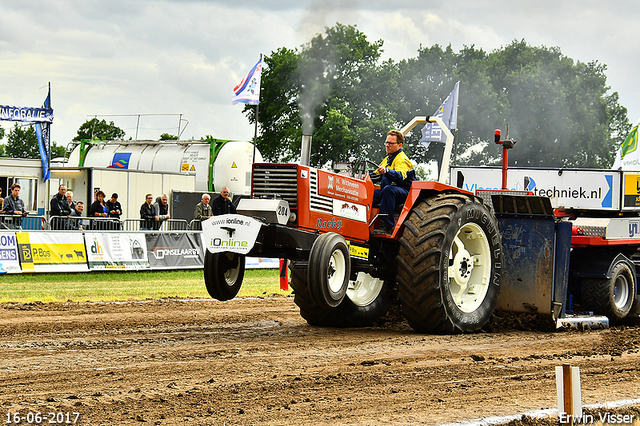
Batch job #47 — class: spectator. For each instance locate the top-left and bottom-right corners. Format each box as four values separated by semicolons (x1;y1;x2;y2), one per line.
140;193;157;230
212;186;236;215
69;201;85;230
66;190;76;211
0;183;28;229
50;184;72;230
0;187;4;209
153;194;170;230
194;194;213;222
106;193;123;229
89;190;109;229
106;193;122;219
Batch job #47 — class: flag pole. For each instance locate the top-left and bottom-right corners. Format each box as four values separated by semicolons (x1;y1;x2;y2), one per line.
251;53;262;165
48;82;51;176
252;103;259;164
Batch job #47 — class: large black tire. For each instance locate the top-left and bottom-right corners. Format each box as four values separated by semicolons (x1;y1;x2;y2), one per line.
397;193;503;334
291;268;394;327
204;250;245;301
307;232;350;308
581;260;636;323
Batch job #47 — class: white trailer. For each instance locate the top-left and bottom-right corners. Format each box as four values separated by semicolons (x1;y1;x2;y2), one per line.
451;166;640;323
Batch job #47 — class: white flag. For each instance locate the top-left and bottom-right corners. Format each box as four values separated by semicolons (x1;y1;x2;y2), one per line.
232;57;262;105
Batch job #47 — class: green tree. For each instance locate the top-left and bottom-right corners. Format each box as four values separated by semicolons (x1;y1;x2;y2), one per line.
4;123;67;159
51;142;67;159
254;29;629;170
480;40;629;168
73;118;126;141
0;126;5;157
253;24;393;167
6;124;39;158
160;133;179;140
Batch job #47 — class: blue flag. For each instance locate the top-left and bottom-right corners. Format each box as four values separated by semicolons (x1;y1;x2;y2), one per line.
420;81;459;148
35;87;51;181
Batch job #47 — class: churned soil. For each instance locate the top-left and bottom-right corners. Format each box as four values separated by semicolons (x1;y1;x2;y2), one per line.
0;297;638;425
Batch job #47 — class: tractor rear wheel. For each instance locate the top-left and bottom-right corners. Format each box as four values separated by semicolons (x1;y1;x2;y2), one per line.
581;260;636;323
397;193;502;334
204;250;245;301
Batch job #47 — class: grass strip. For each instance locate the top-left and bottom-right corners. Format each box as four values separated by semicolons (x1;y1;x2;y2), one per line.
0;269;290;303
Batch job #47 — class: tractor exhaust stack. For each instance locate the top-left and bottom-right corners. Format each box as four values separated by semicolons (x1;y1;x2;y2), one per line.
301;134;312;166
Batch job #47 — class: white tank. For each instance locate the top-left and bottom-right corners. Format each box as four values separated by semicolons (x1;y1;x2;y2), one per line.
67;140;261;194
181;144;212;190
74;143;119;168
213;141;263;195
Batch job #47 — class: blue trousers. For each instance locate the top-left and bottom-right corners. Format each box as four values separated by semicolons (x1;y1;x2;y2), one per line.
373;185;408;229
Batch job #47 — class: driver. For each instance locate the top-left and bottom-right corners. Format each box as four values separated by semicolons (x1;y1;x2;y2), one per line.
371;130;416;234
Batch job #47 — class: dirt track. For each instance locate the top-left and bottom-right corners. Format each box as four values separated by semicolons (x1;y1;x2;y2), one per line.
1;297;639;426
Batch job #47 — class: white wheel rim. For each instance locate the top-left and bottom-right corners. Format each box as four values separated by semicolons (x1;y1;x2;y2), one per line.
327;248;347;294
223;253;240;287
613;274;630;309
447;222;492;313
347;272;383;307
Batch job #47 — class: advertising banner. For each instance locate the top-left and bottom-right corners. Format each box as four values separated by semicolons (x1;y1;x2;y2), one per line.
621;173;640;210
0;105;54;123
16;232;88;273
245;257;279;269
201;215;262;255
146;232;204;270
451;167;620;211
0;232;21;273
84;233;149;271
317;170;368;204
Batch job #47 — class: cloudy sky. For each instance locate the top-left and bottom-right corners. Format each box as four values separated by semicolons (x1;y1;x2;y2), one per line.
1;0;639;150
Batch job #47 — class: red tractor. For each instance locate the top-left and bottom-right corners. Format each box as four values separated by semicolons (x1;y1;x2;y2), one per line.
202;116;508;334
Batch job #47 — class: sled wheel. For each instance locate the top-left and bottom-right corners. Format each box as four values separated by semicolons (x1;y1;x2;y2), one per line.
204;250;245;301
397;193;503;334
582;260;636;323
307;232;350;308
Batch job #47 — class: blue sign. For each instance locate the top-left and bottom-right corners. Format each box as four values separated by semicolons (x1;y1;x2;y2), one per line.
0;105;54;123
109;153;132;169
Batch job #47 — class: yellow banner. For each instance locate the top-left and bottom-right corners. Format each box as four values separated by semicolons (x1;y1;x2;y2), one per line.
16;232;88;273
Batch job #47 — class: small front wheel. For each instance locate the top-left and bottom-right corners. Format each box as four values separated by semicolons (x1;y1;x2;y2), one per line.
204;250;245;301
308;232;351;308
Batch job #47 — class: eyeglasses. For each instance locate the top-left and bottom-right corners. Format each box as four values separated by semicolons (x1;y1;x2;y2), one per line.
146;197;153;200
384;142;398;145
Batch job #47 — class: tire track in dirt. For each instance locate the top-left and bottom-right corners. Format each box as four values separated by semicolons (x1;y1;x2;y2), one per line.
1;298;638;425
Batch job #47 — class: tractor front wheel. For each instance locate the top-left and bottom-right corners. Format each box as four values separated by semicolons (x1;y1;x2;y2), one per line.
307;232;350;308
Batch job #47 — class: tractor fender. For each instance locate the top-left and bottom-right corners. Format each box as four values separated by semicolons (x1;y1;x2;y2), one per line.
394;181;473;231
